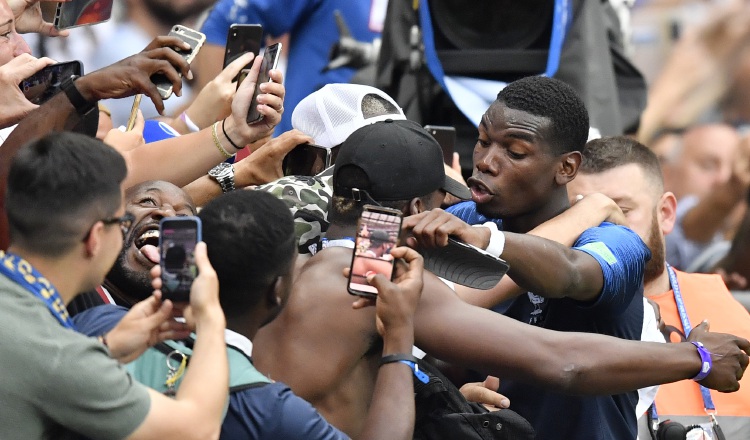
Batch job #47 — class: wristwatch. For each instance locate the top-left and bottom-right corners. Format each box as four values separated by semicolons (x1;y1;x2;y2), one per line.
208;162;236;193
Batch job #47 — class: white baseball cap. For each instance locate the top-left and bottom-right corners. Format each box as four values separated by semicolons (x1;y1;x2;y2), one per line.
291;83;406;149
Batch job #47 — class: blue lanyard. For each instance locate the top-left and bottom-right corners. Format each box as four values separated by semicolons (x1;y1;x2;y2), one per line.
0;250;75;329
656;265;716;416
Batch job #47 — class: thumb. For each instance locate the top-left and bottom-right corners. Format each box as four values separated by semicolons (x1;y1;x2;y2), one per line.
693;320;710;333
192;242;214;274
483;375;500;391
365;273;390;294
132;109;145;134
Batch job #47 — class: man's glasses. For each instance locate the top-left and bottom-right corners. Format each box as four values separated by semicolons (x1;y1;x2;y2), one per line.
83;212;135;241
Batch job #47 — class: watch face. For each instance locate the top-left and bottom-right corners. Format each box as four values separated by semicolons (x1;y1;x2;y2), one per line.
209;162;232;178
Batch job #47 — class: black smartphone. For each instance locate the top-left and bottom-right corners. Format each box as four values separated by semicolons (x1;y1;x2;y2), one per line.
41;0;113;30
348;205;403;298
416;237;510;290
20;60;83;105
224;24;263;82
246;42;282;123
282;143;340;176
424;125;456;165
152;25;206;100
159;217;202;303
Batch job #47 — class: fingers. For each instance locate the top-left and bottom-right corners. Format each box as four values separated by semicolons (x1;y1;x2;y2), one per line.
459;380;510;409
351;297;376;309
143;36;191;54
483;375;501;391
404;209;463;248
219;51;255;82
267;129;314;156
150;264;163;290
131;109;145;133
7;54;56;80
192;242;213;274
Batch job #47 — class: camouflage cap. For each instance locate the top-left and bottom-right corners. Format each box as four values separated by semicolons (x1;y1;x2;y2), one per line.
254;174;333;254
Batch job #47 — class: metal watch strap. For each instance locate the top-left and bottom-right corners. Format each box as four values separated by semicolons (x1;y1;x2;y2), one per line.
61;75;96;115
209;164;235;193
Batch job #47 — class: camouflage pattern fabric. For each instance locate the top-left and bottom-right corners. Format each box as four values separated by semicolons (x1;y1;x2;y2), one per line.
255;175;333;254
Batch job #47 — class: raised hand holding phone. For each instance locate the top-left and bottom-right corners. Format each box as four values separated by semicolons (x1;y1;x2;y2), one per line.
221;50;285;145
245;42;282;123
348;205;403;298
351;246;425;341
159;217;201;303
152;25;206;100
0;54;55;127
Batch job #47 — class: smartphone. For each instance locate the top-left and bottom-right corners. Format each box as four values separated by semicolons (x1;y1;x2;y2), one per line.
424;125;456;165
417;237;510;290
224;24;263;82
282;143;340;176
348;205;403;298
20;61;83;105
246;42;282;123
152;25;206;100
41;0;113;30
159;217;202;303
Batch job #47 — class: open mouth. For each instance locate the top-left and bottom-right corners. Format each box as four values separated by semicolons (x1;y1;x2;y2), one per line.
467;178;494;204
134;227;160;264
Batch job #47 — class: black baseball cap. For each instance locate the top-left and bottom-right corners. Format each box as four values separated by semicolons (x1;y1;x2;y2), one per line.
333;119;471;201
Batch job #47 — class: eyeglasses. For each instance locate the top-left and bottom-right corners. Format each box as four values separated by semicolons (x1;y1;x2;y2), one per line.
83;212;135;241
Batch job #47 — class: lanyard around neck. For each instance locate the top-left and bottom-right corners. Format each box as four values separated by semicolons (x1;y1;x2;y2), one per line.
666;264;715;412
0;250;75;329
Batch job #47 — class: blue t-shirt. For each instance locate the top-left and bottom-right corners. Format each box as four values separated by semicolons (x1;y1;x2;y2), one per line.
73;305;349;440
448;202;651;440
500;222;649;440
201;0;383;135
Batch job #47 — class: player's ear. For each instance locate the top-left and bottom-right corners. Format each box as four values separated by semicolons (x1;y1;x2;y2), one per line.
556;151;581;186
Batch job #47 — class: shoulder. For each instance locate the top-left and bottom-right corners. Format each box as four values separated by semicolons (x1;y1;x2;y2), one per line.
227;382;347;439
73;304;129;337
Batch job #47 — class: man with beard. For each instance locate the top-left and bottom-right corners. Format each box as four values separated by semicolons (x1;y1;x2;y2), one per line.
568;136;750;439
73;185;430;440
87;0;215;125
68;180;198;314
252;117;749;440
409;75;654;439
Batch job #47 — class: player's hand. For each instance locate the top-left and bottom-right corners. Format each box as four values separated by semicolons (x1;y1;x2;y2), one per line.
403;208;489;250
688;320;750;392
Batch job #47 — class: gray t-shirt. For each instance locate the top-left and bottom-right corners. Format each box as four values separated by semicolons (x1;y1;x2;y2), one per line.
0;274;151;439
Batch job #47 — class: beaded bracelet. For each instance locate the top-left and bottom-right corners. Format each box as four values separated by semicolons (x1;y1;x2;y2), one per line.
211;122;232;158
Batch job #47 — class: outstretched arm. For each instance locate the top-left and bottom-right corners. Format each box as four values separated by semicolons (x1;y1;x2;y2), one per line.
454;193;625;308
404;209;612;302
415;274;750;395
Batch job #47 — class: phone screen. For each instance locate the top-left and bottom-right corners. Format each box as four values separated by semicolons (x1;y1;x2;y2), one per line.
20;61;83;105
152;25;206;99
224;24;263;72
348;206;402;297
159;217;201;302
282;144;338;176
246;42;282;123
41;0;114;30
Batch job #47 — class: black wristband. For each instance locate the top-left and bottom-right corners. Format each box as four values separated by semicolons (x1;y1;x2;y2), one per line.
380;353;420;366
61;75;96;115
221;118;243;151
